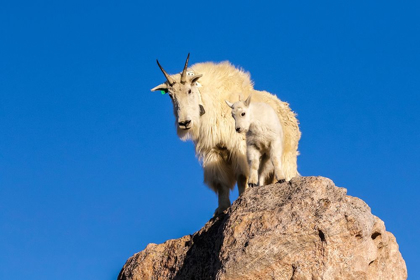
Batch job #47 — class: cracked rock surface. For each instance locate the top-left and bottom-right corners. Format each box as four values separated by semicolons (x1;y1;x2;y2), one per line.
118;176;407;280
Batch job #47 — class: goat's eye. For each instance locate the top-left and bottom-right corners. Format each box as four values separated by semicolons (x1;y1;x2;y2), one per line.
241;112;246;116
188;89;192;94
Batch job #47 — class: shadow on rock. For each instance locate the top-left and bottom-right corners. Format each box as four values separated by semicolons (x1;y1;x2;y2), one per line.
173;213;228;280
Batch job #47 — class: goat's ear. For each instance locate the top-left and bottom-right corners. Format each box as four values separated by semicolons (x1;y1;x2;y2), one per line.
190;74;203;84
199;104;206;116
244;94;252;107
225;100;234;108
151;83;168;93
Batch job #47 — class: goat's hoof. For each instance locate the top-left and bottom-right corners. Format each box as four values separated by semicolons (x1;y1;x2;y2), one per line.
213;206;229;217
248;183;257;188
277;179;286;184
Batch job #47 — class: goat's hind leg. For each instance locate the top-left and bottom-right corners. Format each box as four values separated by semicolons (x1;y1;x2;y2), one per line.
258;154;274;186
270;141;285;182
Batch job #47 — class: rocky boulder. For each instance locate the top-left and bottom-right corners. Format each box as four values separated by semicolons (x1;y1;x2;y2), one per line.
118;176;407;280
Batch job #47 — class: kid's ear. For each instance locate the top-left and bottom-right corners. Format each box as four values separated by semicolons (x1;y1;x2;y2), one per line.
225;100;234;109
244;94;252;107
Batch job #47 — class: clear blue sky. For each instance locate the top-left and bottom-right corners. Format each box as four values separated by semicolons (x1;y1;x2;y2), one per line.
1;1;419;279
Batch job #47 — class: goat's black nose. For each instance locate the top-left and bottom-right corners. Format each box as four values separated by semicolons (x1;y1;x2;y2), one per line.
179;120;191;126
236;128;240;132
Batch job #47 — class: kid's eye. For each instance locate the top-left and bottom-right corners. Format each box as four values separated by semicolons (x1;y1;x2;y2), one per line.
188;89;192;94
241;112;246;116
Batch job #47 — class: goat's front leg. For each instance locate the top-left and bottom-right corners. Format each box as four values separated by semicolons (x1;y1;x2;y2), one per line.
203;152;235;216
215;185;230;215
247;145;261;187
237;174;248;195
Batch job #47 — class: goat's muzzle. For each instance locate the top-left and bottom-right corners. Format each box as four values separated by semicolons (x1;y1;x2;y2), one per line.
178;120;192;130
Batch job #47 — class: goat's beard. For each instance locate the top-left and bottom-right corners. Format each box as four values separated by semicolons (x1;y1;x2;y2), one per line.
176;121;197;142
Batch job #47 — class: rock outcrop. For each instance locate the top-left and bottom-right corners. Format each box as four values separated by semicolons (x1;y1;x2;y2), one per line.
118;176;407;280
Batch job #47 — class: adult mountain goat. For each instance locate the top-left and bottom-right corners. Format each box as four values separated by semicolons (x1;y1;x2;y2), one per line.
151;54;301;215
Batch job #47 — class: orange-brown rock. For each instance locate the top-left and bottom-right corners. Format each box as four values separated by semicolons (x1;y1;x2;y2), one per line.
118;176;407;280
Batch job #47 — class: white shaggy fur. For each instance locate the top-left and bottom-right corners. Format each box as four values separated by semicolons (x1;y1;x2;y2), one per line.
226;95;285;187
151;56;301;215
